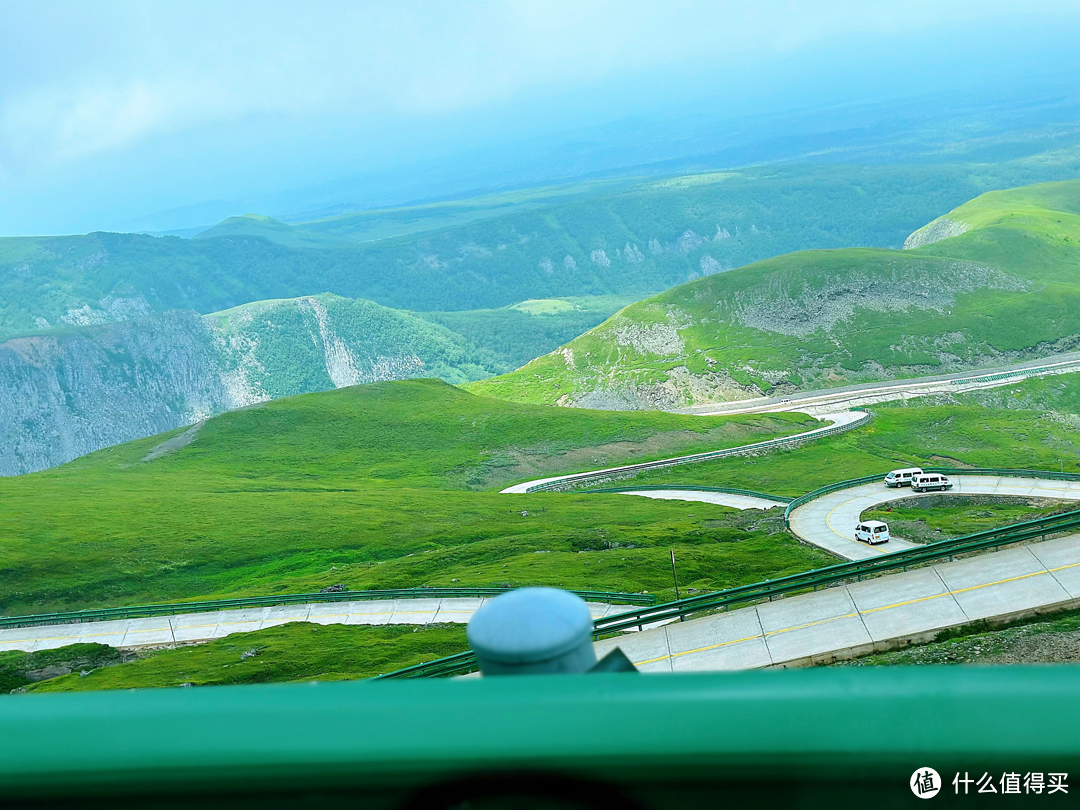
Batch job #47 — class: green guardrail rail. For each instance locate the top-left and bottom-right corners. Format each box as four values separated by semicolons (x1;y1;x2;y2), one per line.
381;474;1080;679
950;364;1060;386
524;411;871;493
5;668;1080;807
583;485;792;503
0;587;656;631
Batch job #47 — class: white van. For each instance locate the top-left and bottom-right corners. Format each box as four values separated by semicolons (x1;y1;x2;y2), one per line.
911;473;952;493
855;520;890;545
884;467;923;487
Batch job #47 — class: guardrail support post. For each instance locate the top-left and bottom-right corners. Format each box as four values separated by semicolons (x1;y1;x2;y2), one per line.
467;588;598;676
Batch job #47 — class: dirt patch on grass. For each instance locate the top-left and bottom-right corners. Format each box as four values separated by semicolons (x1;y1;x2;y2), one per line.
839;615;1080;666
466;421;811;490
143;421;205;462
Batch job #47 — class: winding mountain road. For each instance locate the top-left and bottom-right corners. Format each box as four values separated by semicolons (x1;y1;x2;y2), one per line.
8;356;1080;667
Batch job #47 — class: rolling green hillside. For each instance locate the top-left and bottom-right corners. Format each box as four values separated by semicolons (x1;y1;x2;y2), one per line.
471;180;1080;408
0;380;825;614
3;155;1078;341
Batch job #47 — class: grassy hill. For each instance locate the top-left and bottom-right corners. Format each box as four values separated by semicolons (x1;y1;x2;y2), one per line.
3;155;1078;341
0;291;636;477
471;180;1080;408
10;371;1080;691
0;380;825;615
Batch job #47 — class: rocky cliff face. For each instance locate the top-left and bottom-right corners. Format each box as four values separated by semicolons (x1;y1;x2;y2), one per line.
0;295;498;476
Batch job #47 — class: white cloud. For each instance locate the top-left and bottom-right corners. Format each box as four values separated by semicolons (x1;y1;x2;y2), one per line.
6;0;1068;168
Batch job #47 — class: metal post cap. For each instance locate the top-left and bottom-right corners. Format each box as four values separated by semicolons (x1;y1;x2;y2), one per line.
467;587;597;675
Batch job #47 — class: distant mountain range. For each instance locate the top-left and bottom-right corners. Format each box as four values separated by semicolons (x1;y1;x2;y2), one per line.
3;155;1079;476
471;180;1080;409
4;155;1078;342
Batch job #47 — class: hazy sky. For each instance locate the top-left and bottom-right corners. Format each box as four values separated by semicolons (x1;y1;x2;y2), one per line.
2;0;1079;235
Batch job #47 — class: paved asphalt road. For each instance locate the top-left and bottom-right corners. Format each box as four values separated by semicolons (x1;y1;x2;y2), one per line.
10;385;1080;671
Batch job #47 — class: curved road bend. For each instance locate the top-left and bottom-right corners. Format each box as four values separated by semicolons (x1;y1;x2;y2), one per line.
0;414;861;656
789;476;1080;561
0;597;638;656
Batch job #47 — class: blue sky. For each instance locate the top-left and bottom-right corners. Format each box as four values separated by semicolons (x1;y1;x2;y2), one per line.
1;0;1079;235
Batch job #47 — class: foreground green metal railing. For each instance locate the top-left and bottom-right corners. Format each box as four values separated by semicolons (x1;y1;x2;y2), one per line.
523;411;871;493
380;489;1080;679
5;668;1080;806
0;587;656;631
783;466;1080;527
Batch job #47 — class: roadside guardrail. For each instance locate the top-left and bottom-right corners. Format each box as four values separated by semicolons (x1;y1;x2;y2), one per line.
950;364;1062;386
524;411;871;493
379;483;1080;679
0;587;656;631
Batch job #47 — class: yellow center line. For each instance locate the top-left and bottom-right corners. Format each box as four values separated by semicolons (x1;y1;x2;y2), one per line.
630;556;1080;668
825;494;875;545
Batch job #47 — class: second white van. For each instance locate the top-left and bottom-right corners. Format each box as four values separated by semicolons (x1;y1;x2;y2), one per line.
884;467;923;487
911;473;952;493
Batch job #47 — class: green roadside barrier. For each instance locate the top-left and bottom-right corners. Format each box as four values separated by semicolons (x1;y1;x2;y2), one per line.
3;668;1079;807
0;587;656;631
950;364;1058;385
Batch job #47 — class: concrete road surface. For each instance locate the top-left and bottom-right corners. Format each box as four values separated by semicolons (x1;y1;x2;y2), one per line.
596;533;1080;672
675;352;1080;417
612;489;786;510
788;476;1080;561
0;598;637;654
